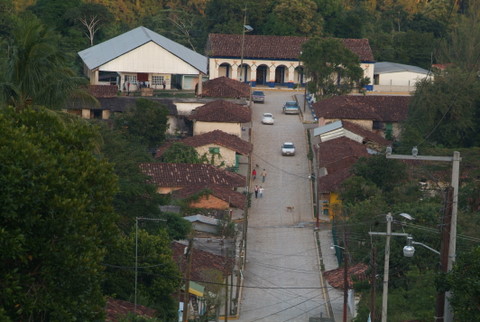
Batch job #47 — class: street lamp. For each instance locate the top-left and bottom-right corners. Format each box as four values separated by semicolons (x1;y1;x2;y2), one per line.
386;147;461;321
239;24;253;82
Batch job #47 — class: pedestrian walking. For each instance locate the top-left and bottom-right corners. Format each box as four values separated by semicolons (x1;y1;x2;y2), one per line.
261;169;267;183
259;186;264;198
252;169;257;180
254;185;259;198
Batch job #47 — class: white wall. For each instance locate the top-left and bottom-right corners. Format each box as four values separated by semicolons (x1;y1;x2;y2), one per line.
378;71;432;86
100;42;199;74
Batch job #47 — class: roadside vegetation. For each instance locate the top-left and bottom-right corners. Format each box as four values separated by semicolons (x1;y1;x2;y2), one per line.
0;0;479;320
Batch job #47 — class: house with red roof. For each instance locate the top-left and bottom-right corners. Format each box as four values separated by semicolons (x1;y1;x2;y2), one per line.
156;130;252;169
206;33;374;89
139;163;246;195
201;76;250;99
172;185;247;210
315;137;371;218
313;95;410;140
189;100;251;137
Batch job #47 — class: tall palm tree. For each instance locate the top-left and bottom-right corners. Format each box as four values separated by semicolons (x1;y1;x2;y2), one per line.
0;14;89;110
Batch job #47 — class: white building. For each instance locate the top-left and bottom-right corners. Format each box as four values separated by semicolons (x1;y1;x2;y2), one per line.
373;62;433;93
78;26;208;92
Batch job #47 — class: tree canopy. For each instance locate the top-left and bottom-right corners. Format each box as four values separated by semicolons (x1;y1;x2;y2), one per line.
0;107;119;320
300;37;369;97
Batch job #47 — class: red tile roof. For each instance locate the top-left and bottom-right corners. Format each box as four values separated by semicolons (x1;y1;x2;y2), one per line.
341;121;391;146
89;85;118;98
189;100;251;123
172;185;246;209
313;95;410;122
139;163;246;188
323;263;369;289
207;34;374;61
316;137;370;192
171;241;234;280
105;298;156;321
201;77;250;98
155;130;252;158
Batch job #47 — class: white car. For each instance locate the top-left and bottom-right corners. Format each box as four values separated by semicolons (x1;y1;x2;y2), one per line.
281;142;295;156
262;113;274;125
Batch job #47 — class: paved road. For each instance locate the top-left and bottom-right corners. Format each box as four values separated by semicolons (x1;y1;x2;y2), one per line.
237;90;330;322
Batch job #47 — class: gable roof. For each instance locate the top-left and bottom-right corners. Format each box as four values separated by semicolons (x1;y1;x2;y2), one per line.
207;34;374;62
106;298;156;321
183;214;219;226
201;77;250;98
316;137;370;192
172;185;247;209
171;241;234;279
189;100;251;123
313;95;410;122
78;26;207;73
324;263;368;289
314;120;391;146
156;130;252;158
375;62;430;75
139;163;246;188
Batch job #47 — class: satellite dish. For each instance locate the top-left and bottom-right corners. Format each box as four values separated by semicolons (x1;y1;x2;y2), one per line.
399;213;414;221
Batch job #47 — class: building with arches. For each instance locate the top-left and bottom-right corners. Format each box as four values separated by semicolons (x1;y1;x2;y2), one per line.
206;34;375;90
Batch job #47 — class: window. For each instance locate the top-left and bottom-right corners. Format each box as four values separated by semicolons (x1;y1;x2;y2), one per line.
209;147;220;154
124;75;137;84
373;121;384;130
152;76;165;85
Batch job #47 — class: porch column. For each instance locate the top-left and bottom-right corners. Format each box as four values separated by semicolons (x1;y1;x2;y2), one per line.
231;65;239;80
268;64;276;88
287;65;295;88
197;73;203;95
250;65;257;87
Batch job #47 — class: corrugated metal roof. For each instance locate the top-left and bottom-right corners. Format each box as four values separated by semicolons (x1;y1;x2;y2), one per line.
78;26;207;74
374;62;430;75
184;214;219;226
313;120;343;137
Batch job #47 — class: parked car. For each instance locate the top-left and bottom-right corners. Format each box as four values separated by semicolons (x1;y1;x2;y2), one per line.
262;113;274;125
281;142;295;156
252;91;265;103
282;101;300;114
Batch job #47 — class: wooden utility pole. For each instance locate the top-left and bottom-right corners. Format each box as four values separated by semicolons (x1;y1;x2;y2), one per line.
183;239;193;322
370;246;377;321
435;187;453;321
343;228;349;322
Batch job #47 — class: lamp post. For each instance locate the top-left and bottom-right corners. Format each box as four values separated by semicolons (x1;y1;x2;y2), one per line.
386;147;461;321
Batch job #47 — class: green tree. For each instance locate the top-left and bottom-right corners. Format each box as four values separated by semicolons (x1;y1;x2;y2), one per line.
446;246;480;320
401;73;480;148
352;155;407;192
0;106;119;321
160;142;202;164
300;37;369;97
103;229;181;320
0;15;88;110
113;98;169;151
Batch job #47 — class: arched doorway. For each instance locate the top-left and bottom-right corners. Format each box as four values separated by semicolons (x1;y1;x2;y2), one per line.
237;64;250;82
219;63;231;78
295;66;305;85
275;65;287;85
256;65;268;85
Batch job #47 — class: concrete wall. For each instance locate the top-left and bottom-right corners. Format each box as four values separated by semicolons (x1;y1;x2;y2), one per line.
195;144;236;168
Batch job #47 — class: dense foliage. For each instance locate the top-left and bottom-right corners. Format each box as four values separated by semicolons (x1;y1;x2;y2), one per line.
0;107;119;320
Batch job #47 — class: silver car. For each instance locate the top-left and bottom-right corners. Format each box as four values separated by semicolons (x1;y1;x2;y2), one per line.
252;91;265;103
281;142;295;156
262;113;274;125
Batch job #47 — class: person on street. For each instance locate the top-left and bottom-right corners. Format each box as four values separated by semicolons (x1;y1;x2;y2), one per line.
252;169;257;180
259;186;264;198
254;185;259;198
261;169;267;183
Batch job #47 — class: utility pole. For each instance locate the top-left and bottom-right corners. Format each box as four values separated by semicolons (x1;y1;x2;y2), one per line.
386;148;461;321
342;227;349;322
435;187;453;321
381;213;392;322
183;239;193;322
370;246;377;321
369;213;409;322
